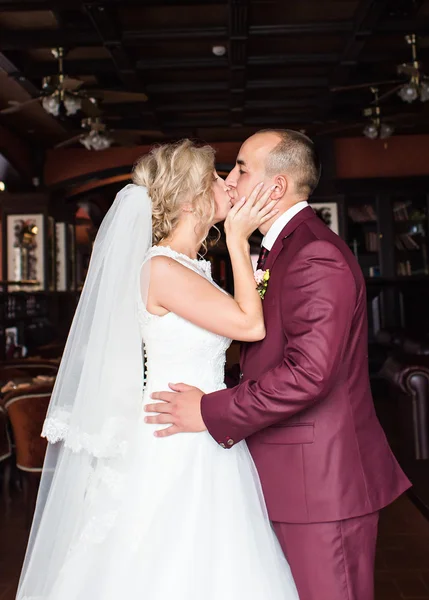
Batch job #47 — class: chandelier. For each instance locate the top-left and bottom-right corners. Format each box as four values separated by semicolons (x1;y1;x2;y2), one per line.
42;89;82;117
362;88;394;140
397;34;429;104
41;48;84;117
363;120;394;140
79;117;112;151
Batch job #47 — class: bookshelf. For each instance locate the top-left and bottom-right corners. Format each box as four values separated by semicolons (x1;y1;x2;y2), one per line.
346;197;381;278
392;195;428;278
337;180;429;337
0;193;78;360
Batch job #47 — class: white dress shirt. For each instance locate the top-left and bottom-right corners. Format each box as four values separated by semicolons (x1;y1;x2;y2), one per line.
262;200;309;250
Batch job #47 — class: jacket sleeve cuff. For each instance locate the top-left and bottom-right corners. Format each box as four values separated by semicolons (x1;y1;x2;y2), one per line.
201;388;242;450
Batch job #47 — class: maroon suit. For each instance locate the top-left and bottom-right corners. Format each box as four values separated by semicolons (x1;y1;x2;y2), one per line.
202;207;410;600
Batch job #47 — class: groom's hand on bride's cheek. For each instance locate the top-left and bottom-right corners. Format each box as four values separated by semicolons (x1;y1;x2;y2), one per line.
144;383;206;437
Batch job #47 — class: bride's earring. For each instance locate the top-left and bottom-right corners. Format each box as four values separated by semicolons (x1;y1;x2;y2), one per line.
182;202;194;214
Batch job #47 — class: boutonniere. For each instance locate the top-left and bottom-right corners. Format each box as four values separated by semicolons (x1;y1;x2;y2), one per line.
254;269;270;299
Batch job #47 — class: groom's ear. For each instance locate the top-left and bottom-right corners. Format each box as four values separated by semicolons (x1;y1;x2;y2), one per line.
271;175;287;199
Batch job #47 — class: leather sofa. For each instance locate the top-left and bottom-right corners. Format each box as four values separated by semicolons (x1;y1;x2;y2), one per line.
376;329;429;515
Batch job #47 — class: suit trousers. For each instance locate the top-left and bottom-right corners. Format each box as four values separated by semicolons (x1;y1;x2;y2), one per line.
273;511;379;600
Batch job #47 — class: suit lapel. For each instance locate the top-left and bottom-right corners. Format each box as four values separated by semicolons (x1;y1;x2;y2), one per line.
264;206;315;272
240;206;316;371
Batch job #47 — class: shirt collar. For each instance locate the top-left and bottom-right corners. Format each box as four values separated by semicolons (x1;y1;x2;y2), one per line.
262;200;309;250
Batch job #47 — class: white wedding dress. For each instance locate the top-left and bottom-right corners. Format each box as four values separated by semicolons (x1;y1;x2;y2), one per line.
36;246;299;600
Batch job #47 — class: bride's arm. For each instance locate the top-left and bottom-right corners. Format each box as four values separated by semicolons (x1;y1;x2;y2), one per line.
147;185;277;342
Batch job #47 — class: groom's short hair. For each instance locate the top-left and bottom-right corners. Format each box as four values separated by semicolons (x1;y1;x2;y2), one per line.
257;129;321;197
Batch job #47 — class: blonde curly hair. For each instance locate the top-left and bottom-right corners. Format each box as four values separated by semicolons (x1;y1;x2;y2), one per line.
132;139;217;247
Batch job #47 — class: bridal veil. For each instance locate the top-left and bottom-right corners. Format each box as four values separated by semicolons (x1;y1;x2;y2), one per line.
17;183;152;599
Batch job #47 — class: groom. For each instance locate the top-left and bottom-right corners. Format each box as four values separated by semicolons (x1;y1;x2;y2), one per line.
145;129;410;599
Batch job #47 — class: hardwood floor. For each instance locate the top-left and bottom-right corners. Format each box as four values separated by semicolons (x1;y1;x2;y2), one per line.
1;490;428;599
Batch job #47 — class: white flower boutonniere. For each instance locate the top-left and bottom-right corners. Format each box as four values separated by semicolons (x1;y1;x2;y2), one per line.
254;269;270;299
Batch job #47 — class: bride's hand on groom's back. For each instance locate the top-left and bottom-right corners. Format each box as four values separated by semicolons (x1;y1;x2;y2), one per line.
225;182;278;243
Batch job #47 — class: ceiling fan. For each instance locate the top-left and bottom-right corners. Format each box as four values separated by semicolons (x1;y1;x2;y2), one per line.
330;34;429;105
1;47;88;117
318;87;416;138
396;34;429;103
53;115;142;150
361;88;394;139
54;116;113;150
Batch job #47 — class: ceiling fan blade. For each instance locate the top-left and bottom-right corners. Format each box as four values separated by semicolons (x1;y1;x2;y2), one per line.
54;134;84;149
63;77;84;92
0;96;43;115
80;96;101;117
374;84;404;103
386;111;424;122
110;130;140;146
330;79;403;93
397;64;420;78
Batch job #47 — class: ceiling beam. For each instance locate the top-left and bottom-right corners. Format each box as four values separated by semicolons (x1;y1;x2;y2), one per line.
0;52;41;97
329;0;395;88
122;21;354;43
247;77;328;90
1;28;97;51
138;53;339;70
82;1;159;128
26;52;341;78
0;0;224;8
146;81;229;93
249;53;339;66
0;0;77;8
251;22;353;36
82;2;142;90
107;114;313;130
228;0;249;126
2;17;428;52
145;77;329;94
26;42;429;80
378;17;429;33
107;97;332;117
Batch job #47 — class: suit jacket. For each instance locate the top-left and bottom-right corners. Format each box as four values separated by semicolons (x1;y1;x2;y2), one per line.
202;207;410;523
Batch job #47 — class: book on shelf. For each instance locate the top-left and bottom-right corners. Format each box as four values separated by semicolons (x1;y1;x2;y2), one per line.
397;261;412;276
395;233;420;251
393;201;411;221
368;266;380;277
393;202;427;222
364;232;379;252
348;204;377;223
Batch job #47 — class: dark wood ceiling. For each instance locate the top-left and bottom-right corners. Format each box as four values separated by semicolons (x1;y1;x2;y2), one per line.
1;0;429;148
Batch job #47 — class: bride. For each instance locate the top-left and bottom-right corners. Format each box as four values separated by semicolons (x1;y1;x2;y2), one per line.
17;140;299;599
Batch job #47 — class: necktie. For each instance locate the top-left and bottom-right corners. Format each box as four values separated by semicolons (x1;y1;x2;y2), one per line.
257;246;269;271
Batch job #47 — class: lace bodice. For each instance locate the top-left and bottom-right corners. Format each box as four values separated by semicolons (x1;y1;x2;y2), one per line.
137;246;232;395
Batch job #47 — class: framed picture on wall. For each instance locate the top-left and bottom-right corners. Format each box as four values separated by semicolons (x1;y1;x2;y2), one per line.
68;223;76;291
309;202;340;235
6;214;45;291
47;216;56;291
56;222;67;292
5;325;18;358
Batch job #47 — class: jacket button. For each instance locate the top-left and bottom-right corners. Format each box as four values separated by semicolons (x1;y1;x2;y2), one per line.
227;439;234;446
239;372;243;380
219;443;226;449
